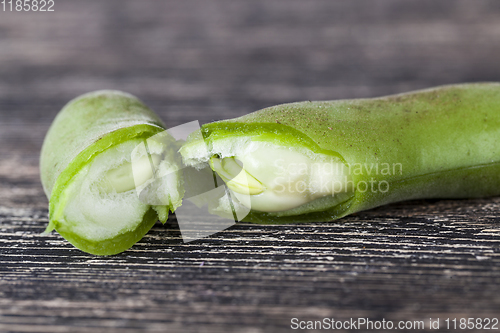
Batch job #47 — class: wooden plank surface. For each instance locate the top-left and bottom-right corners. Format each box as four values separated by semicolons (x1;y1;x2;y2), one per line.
1;1;500;332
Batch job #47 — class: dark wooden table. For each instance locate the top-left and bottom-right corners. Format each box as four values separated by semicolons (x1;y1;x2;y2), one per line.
1;1;499;332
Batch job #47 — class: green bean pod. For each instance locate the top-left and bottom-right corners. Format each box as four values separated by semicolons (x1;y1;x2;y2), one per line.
180;83;500;223
40;91;182;255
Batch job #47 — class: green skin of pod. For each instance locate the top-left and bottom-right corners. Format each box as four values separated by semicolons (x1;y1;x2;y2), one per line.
197;83;500;223
40;90;168;255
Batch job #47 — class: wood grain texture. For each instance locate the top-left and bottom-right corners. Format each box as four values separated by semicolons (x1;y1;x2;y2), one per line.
1;1;500;332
